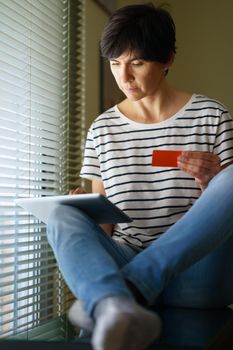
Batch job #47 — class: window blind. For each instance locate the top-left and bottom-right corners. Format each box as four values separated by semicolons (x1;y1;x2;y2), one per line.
0;0;85;339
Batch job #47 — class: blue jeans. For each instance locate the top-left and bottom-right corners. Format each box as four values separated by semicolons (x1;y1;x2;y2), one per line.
47;165;233;316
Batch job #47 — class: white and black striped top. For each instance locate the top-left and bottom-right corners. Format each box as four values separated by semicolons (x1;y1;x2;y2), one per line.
80;94;233;249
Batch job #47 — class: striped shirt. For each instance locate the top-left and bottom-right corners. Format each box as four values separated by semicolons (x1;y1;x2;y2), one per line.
80;94;233;249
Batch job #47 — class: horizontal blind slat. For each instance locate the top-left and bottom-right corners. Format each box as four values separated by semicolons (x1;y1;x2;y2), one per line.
0;0;83;339
0;0;70;340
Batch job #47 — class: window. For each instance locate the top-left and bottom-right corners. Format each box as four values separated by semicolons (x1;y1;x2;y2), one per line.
0;0;85;339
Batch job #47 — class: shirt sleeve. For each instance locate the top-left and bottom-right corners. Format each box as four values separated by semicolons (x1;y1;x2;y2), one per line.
80;127;102;181
213;110;233;165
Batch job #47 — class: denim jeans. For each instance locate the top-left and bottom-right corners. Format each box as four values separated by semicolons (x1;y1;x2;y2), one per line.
47;164;233;316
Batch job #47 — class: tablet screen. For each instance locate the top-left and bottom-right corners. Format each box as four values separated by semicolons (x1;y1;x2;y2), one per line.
15;194;132;224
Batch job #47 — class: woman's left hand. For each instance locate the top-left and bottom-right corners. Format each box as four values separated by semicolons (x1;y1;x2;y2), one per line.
177;151;221;191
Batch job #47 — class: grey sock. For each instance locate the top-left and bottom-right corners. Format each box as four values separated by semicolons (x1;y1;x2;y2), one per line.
68;299;94;334
91;296;161;350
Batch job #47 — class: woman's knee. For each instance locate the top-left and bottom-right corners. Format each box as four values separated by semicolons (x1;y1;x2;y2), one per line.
47;204;72;231
48;204;88;227
47;205;87;244
48;204;66;225
47;205;69;244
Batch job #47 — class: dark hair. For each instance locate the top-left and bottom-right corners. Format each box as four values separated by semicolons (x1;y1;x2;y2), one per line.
100;3;176;64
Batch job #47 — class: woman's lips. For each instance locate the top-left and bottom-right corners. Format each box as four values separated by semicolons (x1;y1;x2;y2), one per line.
125;86;138;93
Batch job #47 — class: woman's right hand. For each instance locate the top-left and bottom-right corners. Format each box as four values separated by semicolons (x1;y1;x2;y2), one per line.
69;187;87;195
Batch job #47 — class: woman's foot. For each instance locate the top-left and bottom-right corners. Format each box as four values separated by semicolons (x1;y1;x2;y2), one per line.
92;296;161;350
68;299;94;334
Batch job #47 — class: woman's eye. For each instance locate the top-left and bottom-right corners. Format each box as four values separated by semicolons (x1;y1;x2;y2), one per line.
132;61;143;66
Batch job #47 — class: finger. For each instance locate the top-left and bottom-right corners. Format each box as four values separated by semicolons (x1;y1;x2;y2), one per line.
178;160;220;174
69;187;85;195
177;159;220;190
178;155;221;174
177;159;220;176
179;151;221;165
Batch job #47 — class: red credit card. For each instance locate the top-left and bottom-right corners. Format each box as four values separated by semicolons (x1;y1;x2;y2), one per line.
152;150;182;167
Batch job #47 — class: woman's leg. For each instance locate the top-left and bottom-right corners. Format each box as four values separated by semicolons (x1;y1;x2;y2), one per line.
46;206;137;315
162;233;233;308
122;164;233;307
47;206;162;350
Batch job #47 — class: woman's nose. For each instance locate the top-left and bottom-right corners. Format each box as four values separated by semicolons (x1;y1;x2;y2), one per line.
121;67;133;83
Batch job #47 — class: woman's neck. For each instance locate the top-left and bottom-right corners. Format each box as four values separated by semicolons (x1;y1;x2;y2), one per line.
118;88;192;124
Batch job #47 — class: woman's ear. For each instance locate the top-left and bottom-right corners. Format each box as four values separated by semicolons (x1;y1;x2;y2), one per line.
166;51;175;68
164;51;175;75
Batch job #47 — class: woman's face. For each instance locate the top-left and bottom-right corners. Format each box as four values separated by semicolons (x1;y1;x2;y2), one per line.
109;51;167;101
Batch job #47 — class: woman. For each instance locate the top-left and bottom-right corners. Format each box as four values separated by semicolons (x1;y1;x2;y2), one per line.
47;4;233;350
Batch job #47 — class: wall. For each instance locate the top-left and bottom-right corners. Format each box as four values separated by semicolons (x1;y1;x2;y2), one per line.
84;0;109;190
85;0;109;129
85;0;233;120
117;0;233;114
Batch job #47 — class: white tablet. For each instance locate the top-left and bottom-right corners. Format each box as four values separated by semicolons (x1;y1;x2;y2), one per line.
15;193;132;224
